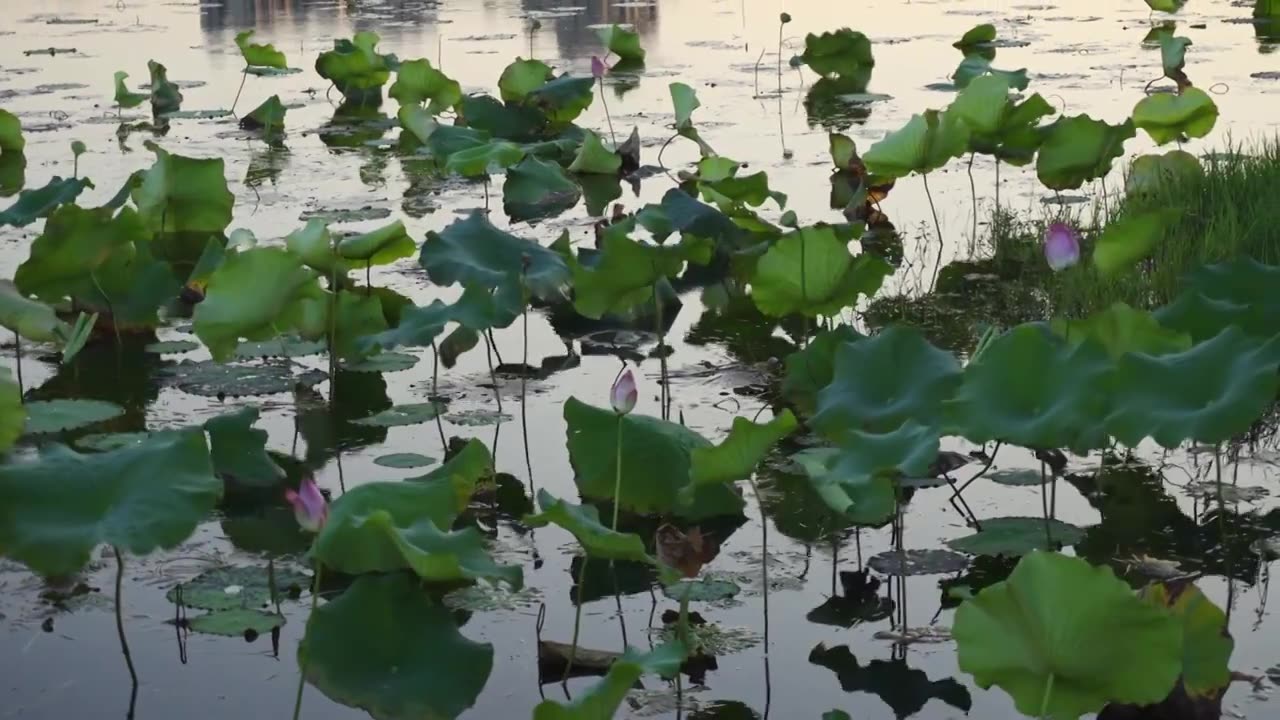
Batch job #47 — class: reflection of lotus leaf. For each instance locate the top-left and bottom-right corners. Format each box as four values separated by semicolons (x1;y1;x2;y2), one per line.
868;549;970;576
353;402;446;427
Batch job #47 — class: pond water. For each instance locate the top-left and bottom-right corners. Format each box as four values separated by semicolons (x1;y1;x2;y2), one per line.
2;0;1280;719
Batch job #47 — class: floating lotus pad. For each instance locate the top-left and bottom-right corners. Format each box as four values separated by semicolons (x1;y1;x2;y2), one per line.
23;399;124;434
945;517;1086;557
342;352;419;373
373;452;438;469
233;337;327;359
166;564;311;611
662;578;741;602
444;409;513;427
868;549;970;576
75;431;152;452
145;340;200;354
166;361;326;397
353;402;446;427
987;468;1045;486
188;609;285;637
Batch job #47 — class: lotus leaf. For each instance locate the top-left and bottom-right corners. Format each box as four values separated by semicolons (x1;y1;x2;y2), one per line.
945;517;1086;557
689;411;797;486
419;211;569;301
444;140;525;177
699;170;787;211
1035;114;1135;190
315;31;396;100
342;351;418;373
952;55;1029;91
863;109;970;178
952;75;1055;166
950;74;1010;136
131;142;234;235
352;402;446;427
525;74;595;126
946;324;1112;452
189;609;284;637
1160;35;1192;86
388;58;460;113
812;325;961;435
750;224;892;318
147;60;183;115
563;224;711;319
0;430;221;577
357;299;455;353
563;397;744;519
322;290;390;358
241;95;286;131
954;551;1183;719
670;82;700;131
1138;582;1232;699
284;219;351;275
13;204;144;302
23;398;124;435
0;176;93;228
0;280;67;342
166;564;309;611
166;361;325;397
503;155;581;221
1132;87;1218;144
0;110;25;151
524;490;653;563
1092;209;1176;275
596;24;645;63
1147;0;1188;11
1157;259;1280;341
233;337;326;359
794;29;876;80
373;452;436;469
828;420;941;486
1104;326;1280;447
497;58;554;103
204;407;283;486
781;325;864;416
301;573;493;720
235;30;288;69
1050;302;1191;359
567;129;621;175
954;24;997;51
988;468;1047;486
337;220;416;266
868;548;971;576
532;642;686;720
664;578;740;602
193;247;320;361
0;369;23;453
792;448;896;525
1127;149;1201;196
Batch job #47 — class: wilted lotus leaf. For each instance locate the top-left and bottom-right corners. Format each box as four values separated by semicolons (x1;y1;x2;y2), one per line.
954;551;1182;719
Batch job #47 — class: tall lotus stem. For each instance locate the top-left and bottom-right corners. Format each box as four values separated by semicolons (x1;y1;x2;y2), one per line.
520;258;535;496
113;547;139;698
291;562;323;720
561;558;589;683
612;417;623;530
921;172;944;287
231;66;248;116
13;333;23;401
591;56;615;147
967;153;978;249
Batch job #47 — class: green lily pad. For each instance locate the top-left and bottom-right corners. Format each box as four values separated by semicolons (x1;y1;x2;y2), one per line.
1104;326;1280;447
868;549;970;576
827;421;941;486
233;337;327;359
301;573;494;720
561;222;710;319
945;517;1086;557
388;58;460;113
863;109;969;178
1186;482;1268;503
241;95;287;132
145;340;200;354
444;409;512;427
663;578;741;602
166;564;310;611
525;490;653;563
204;407;283;486
987;468;1046;486
597;24;645;63
167;360;326;397
689;412;797;487
952;55;1028;91
812;325;961;435
1132;87;1218;145
23;399;124;434
954;24;997;51
75;432;152;452
444;141;526;178
750;224;891;318
189;608;285;637
0;430;221;577
235;30;288;69
373;453;437;469
1138;582;1232;699
1036;115;1135;190
954;551;1183;719
342;352;419;373
525;74;596;127
353;402;446;427
781;326;864;416
533;642;686;720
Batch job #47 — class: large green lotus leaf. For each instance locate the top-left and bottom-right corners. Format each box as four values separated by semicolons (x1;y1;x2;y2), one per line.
863;109;970;178
1155;258;1280;341
1132;88;1218;145
946;324;1112;451
986;93;1056;166
337;220;416;266
388;58;460;113
525;74;595;126
14;204;147;302
1103;326;1280;448
751;225;892;318
1050;302;1191;359
204;407;283;486
0;280;67;343
23;399;124;434
314;478;471;573
112;71;148;109
147;60;183;115
563;397;743;519
564;223;711;319
954;551;1182;719
1092;209;1176;275
85;238;183;329
0;176;93;228
324;290;391;359
0;369;23;453
689;411;797;486
0;430;221;577
301;573;493;720
285;219;353;276
1147;0;1188;11
1127;149;1202;196
597;24;645;63
1154;292;1254;344
699;171;787;212
524;490;653;563
131;142;234;235
781;325;864;416
444;140;525;178
502;155;581;222
792;447;896;525
497;58;553;103
795;29;876;80
952;55;1029;91
670;82;700;131
189;608;284;637
235;30;288;69
194;247;320;361
1035;115;1135;190
0;110;25;152
567;129;621;175
827;420;940;484
637;188;742;246
533;641;686;720
954;23;997;51
812;325;961;436
0;151;24;198
425;123;491;159
419;210;569;301
950;73;1010;136
357;299;454;353
1160;35;1192;85
315;31;395;96
945;517;1086;557
1138;582;1232;699
456;95;547;142
166;564;310;611
242;95;286;131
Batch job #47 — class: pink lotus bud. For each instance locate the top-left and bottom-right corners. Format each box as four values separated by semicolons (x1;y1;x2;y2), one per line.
1043;222;1081;272
591;55;607;80
611;368;637;415
285;475;328;533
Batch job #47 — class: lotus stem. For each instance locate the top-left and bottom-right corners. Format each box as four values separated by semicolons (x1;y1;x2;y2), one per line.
1039;460;1052;548
921;172;944;288
292;562;323;720
654;282;668;419
967;153;978;249
611;417;623;531
800;225;808;349
430;339;447;451
776;20;784;96
1038;673;1055;720
994;158;1001;211
745;473;774;712
268;557;280;615
231;67;248;116
113;547;139;696
597;80;616;148
483;329;502;414
561;558;589;683
365;261;371;296
520;284;535;497
13;333;23;402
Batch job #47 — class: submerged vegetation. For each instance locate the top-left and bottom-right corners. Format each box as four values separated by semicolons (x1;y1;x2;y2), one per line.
2;1;1280;719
